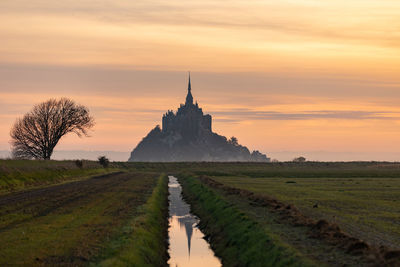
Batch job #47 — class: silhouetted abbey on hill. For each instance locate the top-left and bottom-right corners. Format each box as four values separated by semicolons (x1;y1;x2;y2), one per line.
129;74;270;162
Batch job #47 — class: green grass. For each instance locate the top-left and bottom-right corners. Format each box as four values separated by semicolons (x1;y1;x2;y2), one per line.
0;171;161;266
189;161;400;179
1;160;400;266
96;174;169;267
211;175;400;248
179;174;314;267
116;161;400;249
0;159;126;194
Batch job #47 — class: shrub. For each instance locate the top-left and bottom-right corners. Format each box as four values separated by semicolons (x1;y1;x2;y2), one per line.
98;156;110;168
75;160;84;169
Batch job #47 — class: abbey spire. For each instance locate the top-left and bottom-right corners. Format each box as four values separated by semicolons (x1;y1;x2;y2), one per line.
185;72;193;105
129;73;270;162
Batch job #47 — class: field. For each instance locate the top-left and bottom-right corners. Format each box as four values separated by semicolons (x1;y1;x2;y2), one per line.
211;176;400;248
0;161;399;266
0;159;125;194
183;162;400;248
0;161;169;266
175;162;400;266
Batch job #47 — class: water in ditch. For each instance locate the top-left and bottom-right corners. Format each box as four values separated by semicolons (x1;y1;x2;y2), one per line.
168;175;221;267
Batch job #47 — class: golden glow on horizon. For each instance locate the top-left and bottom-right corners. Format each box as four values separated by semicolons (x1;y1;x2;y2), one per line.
1;92;400;157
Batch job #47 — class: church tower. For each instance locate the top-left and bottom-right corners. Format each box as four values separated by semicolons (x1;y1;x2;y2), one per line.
130;72;270;162
185;72;193;105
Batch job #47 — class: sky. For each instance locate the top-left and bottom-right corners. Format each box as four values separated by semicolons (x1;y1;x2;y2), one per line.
0;0;400;161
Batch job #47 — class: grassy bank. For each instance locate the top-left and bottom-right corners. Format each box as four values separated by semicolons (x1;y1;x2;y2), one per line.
97;174;169;267
178;174;313;267
0;159;124;194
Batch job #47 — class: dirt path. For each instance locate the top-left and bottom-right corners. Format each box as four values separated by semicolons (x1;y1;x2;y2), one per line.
0;171;158;266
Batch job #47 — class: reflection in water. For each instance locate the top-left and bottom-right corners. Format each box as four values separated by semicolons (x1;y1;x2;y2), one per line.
168;176;221;267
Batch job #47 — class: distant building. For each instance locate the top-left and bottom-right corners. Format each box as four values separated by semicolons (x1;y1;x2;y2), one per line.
129;73;270;162
162;74;212;137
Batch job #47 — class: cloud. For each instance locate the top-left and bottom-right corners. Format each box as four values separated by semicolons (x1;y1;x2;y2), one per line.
1;0;399;49
1;64;399;102
210;109;400;122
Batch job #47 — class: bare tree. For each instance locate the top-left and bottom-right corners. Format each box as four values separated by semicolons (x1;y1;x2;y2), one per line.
10;98;95;160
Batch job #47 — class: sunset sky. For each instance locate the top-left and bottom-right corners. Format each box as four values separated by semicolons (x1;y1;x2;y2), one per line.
1;0;400;161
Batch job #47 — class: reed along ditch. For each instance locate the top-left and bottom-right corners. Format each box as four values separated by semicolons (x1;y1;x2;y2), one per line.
168;175;221;267
177;174;314;267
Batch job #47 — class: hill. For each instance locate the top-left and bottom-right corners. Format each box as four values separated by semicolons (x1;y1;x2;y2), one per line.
129;75;269;162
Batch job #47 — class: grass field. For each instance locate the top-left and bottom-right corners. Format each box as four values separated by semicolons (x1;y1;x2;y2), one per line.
1;160;399;266
200;163;400;249
98;174;169;266
211;176;400;248
0;159;125;194
174;162;400;266
0;170;166;266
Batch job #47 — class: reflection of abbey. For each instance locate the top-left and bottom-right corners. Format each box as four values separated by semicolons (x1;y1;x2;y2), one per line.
129;74;269;162
162;75;212;137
